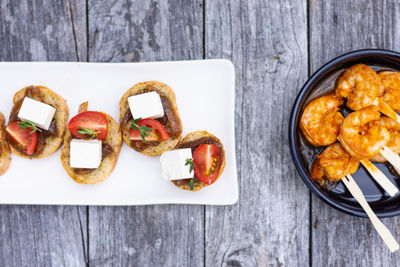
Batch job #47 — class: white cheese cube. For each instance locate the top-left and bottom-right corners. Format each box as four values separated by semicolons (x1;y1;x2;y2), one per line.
160;148;194;181
70;139;102;169
128;92;164;119
18;97;56;130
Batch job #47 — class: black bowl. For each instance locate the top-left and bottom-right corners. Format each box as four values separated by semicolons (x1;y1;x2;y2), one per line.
289;49;400;218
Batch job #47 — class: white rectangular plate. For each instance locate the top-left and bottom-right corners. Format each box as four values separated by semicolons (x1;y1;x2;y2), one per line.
0;59;238;205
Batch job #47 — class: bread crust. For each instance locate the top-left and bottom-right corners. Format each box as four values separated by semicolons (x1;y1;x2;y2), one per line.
172;131;226;191
9;85;69;159
0;112;11;176
61;103;122;184
119;81;182;156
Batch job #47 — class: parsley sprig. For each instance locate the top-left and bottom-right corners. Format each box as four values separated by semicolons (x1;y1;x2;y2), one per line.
77;127;100;139
189;179;195;191
186;158;195;190
185;158;194;173
130;118;152;142
18;120;41;134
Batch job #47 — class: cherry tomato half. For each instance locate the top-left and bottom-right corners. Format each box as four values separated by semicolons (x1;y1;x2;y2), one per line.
68;111;108;140
130;118;169;142
6;122;38;156
193;144;222;185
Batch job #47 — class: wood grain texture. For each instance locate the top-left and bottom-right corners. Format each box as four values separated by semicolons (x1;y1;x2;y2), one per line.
87;1;204;266
88;0;203;62
310;0;400;266
0;0;87;61
0;1;88;266
204;0;310;266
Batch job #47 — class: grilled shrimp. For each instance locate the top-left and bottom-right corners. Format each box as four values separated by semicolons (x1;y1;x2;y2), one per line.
338;106;390;159
336;64;384;111
378;71;400;112
312;143;360;182
300;94;344;146
370;116;400;162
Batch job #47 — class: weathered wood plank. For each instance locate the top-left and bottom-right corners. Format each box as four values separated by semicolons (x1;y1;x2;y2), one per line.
87;1;204;266
310;0;400;266
0;0;87;62
204;0;310;266
0;1;88;266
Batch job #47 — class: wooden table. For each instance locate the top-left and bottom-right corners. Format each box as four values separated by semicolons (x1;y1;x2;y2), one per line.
1;0;400;266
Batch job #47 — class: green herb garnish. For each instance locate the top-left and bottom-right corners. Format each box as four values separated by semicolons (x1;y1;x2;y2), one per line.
185;158;194;173
77;127;100;139
189;179;195;191
186;158;195;191
18;120;41;134
130;118;152;142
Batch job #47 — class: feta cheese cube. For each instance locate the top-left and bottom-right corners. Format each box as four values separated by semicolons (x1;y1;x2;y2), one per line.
18;97;56;130
70;139;102;169
160;148;194;181
128;92;164;119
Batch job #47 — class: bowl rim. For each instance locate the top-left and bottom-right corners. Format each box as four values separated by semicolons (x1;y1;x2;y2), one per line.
289;48;400;218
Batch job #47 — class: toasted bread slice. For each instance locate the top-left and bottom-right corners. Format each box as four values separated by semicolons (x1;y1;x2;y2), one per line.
8;86;69;159
0;113;11;175
119;81;182;156
61;102;122;184
172;131;226;191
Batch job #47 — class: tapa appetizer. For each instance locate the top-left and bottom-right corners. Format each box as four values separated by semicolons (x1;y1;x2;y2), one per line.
6;86;69;158
301;64;400;197
160;131;225;191
300;63;400;252
0;112;11;175
119;81;182;156
61;102;122;184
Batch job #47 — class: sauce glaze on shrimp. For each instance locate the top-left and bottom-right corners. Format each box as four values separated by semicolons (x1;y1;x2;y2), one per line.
312;143;359;182
370;117;400;162
336;64;384;111
379;71;400;112
300;94;344;146
338;106;390;159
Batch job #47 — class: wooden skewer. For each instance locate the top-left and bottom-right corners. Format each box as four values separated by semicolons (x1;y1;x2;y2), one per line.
360;159;399;197
376;100;400;125
342;175;399;253
371;99;400;173
380;146;400;176
362;98;400;180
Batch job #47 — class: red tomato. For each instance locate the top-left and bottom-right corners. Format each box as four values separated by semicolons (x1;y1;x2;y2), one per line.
193;144;222;185
6;122;38;155
68;111;108;140
130;118;169;141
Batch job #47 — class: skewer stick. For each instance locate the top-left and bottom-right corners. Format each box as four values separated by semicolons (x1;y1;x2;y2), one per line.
377;100;400;125
343;175;399;253
373;99;400;173
380;146;400;175
360;159;399;197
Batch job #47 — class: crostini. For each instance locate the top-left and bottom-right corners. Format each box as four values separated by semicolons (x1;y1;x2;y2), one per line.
6;86;69;159
160;131;226;191
119;81;183;156
61;102;122;184
0;112;11;175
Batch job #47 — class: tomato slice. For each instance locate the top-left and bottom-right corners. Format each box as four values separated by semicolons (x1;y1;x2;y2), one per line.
68;111;108;140
193;144;222;185
6;122;38;156
130;118;169;141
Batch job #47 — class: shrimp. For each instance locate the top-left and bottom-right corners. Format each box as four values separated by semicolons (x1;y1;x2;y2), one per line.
369;116;400;162
338;106;390;159
378;71;400;112
336;64;384;111
312;143;360;182
300;94;344;146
